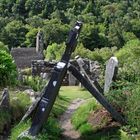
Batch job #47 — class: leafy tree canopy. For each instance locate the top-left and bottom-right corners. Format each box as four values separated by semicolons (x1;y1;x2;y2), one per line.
0;0;139;51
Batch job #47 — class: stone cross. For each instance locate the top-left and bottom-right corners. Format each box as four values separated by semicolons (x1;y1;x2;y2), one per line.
104;57;118;93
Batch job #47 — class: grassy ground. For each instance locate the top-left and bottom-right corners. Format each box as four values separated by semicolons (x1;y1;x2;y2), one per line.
10;86;92;140
2;86;133;140
59;86;92;100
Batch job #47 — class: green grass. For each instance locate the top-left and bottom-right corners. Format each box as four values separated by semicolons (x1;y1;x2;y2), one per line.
10;120;31;140
6;86;135;140
52;95;70;117
10;92;31;122
0;91;31;135
59;86;92;100
10;86;92;140
70;96;132;140
71;98;99;130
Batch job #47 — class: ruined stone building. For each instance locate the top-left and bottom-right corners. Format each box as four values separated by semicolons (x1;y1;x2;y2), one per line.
11;30;44;69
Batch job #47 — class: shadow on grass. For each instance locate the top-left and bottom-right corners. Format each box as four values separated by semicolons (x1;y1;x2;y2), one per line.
60;126;121;140
80;126;121;140
52;95;71;117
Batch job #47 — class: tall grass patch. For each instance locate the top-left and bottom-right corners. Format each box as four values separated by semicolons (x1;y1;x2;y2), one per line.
71;98;99;131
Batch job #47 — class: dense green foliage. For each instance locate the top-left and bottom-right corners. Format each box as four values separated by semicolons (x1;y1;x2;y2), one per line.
106;80;140;133
0;41;8;52
0;0;139;52
22;76;47;92
0;50;17;87
0;91;31;134
116;39;140;82
10;92;31;122
11;118;61;140
10;88;71;140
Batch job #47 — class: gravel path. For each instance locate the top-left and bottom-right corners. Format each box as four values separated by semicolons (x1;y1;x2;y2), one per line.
59;98;85;140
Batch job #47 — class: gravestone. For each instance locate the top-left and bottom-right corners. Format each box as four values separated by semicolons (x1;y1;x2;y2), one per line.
0;88;10;109
18;70;24;83
68;72;77;86
104;57;118;93
76;56;103;93
90;61;100;81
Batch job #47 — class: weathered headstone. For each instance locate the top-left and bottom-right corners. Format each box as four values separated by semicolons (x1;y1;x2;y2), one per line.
68;72;77;86
0;88;10;109
76;56;103;93
89;61;100;81
18;70;24;83
104;57;118;93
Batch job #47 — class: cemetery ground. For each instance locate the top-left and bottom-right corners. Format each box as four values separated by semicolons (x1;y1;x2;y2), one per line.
0;86;139;140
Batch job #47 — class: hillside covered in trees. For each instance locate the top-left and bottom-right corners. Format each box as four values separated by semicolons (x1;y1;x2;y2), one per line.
0;0;139;51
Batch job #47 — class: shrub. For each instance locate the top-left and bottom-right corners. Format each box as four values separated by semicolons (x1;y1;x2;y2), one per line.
89;47;117;63
72;43;90;58
115;39;140;65
0;50;17;87
10;92;31;122
71;98;98;130
78;123;93;135
38;118;61;140
0;41;9;52
23;76;46;92
125;84;140;133
118;60;140;82
115;39;140;82
106;80;140;134
11;117;61;140
45;43;65;61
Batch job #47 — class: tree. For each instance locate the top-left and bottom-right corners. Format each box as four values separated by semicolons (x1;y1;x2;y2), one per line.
0;0;16;17
26;16;45;28
0;41;9;52
45;43;65;61
130;19;140;38
24;27;38;48
2;20;28;49
42;19;69;45
25;0;45;17
12;0;28;18
80;23;106;50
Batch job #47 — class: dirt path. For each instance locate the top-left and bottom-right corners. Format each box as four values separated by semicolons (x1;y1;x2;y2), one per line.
59;98;85;140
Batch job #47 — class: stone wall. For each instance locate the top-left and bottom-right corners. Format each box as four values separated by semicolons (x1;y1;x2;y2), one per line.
31;59;100;86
